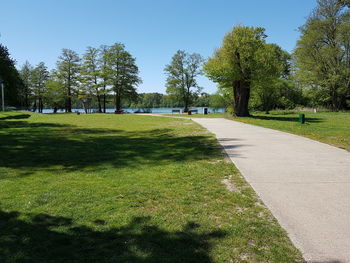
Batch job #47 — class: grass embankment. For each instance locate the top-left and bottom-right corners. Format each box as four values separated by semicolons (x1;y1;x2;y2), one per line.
0;112;303;262
232;111;350;151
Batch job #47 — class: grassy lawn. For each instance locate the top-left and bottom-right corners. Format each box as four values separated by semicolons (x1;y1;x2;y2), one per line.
231;111;350;151
167;110;350;151
0;111;303;262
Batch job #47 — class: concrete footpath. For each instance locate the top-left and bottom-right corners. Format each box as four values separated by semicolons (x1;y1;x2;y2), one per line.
192;118;350;263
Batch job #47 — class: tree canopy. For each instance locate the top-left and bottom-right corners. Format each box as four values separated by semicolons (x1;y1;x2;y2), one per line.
204;26;287;116
164;50;204;112
294;0;350;110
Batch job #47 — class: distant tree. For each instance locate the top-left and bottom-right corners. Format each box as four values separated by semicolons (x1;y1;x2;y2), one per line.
137;93;164;108
209;92;229;110
19;61;33;109
193;92;210;107
80;47;102;112
0;43;23;107
56;49;81;112
105;43;141;111
45;74;66;112
294;0;350;110
164;50;204;112
204;26;286;116
31;62;49;113
98;45;111;113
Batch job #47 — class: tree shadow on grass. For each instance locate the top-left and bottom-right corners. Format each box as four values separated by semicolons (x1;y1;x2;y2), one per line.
250;115;323;123
0;117;234;177
0;114;31;120
0;210;226;263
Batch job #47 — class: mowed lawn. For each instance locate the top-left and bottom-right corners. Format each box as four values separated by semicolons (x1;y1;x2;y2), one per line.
232;111;350;151
173;111;350;151
0;112;303;263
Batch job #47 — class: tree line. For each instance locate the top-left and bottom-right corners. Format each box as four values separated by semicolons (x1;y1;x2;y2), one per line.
8;43;141;113
0;0;349;116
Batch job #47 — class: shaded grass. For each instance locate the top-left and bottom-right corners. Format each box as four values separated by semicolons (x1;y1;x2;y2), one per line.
0;111;303;262
230;111;350;151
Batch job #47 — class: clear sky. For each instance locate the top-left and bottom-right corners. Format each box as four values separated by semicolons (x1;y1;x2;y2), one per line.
1;0;317;94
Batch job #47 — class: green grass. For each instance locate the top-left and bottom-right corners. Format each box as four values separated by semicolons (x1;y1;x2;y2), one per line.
230;111;350;151
0;111;303;263
167;110;350;151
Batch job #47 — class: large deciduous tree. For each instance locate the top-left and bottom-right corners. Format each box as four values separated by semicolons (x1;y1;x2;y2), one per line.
56;49;80;112
164;50;204;112
204;26;286;116
294;0;350;110
105;43;141;111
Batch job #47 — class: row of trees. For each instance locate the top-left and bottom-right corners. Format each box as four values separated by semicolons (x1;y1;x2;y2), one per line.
1;0;349;116
129;92;227;109
163;0;350;116
17;43;141;113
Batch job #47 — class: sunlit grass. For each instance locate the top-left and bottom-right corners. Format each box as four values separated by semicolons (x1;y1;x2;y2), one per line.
231;111;350;151
0;111;303;262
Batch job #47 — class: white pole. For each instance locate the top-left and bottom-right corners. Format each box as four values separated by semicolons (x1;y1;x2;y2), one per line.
1;83;4;111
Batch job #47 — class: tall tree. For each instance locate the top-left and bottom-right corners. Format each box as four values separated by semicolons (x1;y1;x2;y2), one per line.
80;47;102;112
0;43;23;107
204;26;285;116
56;49;80;112
31;62;49;113
105;43;141;111
164;50;204;112
99;45;110;113
45;73;66;112
19;61;33;109
294;0;350;110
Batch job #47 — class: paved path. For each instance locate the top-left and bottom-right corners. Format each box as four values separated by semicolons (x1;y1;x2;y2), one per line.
192;118;350;263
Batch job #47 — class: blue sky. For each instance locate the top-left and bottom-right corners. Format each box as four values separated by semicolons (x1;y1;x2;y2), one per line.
1;0;316;94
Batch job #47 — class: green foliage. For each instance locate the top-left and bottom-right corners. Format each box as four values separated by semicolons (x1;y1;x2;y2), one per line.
204;25;287;116
0;43;24;107
294;0;350;110
56;49;81;112
209;92;230;110
18;61;33;108
105;43;141;110
80;47;102;112
164;50;204;111
44;77;66;110
31;62;49;113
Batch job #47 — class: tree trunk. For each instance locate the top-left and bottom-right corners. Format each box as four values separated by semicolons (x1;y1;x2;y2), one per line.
38;97;43;113
233;80;251;117
103;93;106;113
97;95;102;113
115;90;122;111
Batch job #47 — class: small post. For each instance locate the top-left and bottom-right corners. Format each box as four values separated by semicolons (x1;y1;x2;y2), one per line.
299;113;305;124
0;80;4;112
